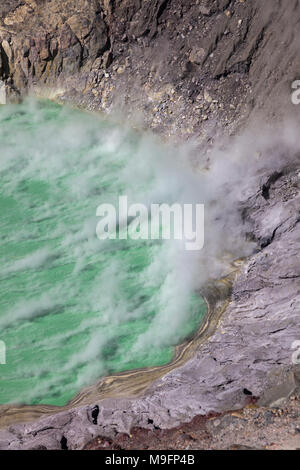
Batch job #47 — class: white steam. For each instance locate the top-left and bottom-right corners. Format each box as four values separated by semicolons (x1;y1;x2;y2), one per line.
0;98;298;405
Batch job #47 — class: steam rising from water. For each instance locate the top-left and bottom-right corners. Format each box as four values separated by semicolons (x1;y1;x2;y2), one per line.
1;98;296;406
0;94;299;405
0;99;210;406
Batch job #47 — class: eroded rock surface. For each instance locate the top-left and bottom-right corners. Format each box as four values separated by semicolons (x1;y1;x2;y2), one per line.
84;394;300;450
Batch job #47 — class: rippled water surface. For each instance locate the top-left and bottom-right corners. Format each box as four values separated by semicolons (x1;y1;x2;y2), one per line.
0;100;206;406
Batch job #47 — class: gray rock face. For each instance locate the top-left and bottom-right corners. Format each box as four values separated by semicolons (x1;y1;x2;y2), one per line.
1;167;299;450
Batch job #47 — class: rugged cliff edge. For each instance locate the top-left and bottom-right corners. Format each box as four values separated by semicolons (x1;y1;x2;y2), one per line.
0;0;299;450
1;0;300;136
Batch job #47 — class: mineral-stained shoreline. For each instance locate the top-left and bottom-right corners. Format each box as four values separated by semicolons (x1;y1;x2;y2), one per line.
0;0;300;450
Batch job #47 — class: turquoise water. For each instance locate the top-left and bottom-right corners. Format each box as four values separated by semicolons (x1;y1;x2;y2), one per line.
0;100;206;406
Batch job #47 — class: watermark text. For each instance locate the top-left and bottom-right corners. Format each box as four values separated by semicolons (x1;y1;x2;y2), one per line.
0;340;6;365
96;196;204;251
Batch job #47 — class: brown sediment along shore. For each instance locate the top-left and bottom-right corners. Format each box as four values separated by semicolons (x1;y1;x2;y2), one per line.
0;262;240;430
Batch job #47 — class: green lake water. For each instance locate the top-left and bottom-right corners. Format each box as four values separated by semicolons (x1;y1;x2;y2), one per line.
0;99;206;406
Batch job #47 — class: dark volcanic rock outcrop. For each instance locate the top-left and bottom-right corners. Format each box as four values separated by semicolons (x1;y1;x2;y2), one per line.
1;0;300;137
0;1;109;89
